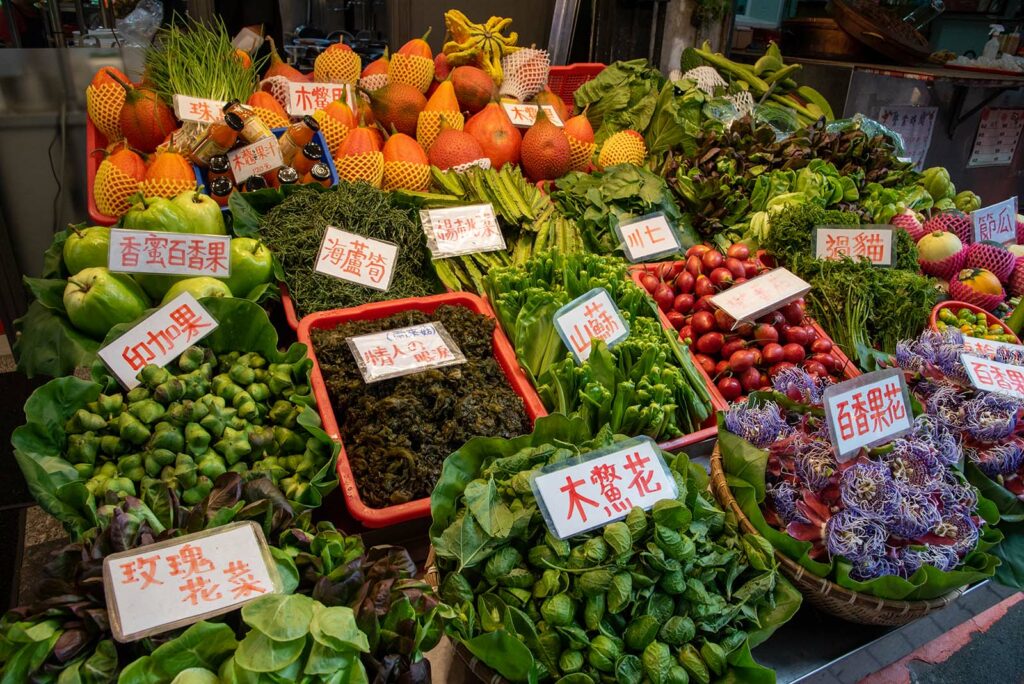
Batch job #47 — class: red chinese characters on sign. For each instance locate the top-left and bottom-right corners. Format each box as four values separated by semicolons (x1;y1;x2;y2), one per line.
618;213;680;262
962;354;1024;399
833;383;907;440
972;198;1018;245
816;227;893;265
433;214;499;244
501;103;564;127
347;322;468;383
228;137;284;182
110;230;231;278
172;95;228;124
315;227;397;291
287;82;352;116
823;369;914;461
422;205;506;257
554;289;629;363
532;438;675;539
121;303;211;373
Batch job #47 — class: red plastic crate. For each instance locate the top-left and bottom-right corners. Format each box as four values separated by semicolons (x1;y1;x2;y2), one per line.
547;63;606;109
629;262;860;391
297;292;547;528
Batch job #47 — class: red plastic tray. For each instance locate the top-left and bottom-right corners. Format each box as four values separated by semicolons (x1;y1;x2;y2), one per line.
298;292;547;528
547;63;606;109
929;300;1021;343
629;262;860;392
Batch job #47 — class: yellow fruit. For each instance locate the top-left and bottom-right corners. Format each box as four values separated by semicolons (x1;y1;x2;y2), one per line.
598;130;647;167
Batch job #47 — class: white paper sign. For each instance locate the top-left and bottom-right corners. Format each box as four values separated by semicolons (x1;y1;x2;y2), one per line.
531;437;676;539
822;369;914;462
553;288;630;363
286;81;357;116
172;95;227;124
963;335;1024;359
103;522;280;642
346;322;467;383
877;106;937;171
314;226;398;291
814;226;894;266
98;293;218;389
420;204;506;257
969;108;1024;168
502;103;564;128
108;229;232;278
228;136;284;182
972;197;1018;245
615;212;681;262
709;268;810;324
961;353;1024;400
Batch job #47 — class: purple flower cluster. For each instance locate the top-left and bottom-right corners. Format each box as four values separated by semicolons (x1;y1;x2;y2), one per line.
894;330;969;382
968;440;1024;479
963;393;1021;442
724;402;792;448
772;366;828;404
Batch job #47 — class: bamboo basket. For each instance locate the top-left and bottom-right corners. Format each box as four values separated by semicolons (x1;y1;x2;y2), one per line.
709;444;964;626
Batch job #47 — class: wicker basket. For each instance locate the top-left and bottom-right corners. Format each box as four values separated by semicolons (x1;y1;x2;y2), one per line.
709;445;964;626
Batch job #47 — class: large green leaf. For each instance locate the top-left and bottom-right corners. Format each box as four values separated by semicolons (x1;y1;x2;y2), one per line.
13;302;102;378
463;630;538;683
242;594;315;643
42;226;72;280
717;415;767;502
966;462;1024;524
993;520;1024;589
24;276;68;312
117;622;236;684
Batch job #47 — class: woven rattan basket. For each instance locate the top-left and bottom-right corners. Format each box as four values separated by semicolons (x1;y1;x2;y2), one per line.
709;444;964;626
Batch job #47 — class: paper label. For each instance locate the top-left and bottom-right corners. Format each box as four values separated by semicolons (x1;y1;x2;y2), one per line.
420;204;506;258
531;437;676;539
346;322;467;383
877;106;937;171
108;229;232;278
615;212;682;263
286;82;357;116
98;293;217;389
172;95;227;124
822;369;914;462
314;226;398;291
814;226;893;266
553;288;630;363
962;336;1024;359
228;136;284;182
961;353;1024;400
103;522;280;642
969;108;1024;168
972;197;1018;245
709;268;810;324
502;103;565;128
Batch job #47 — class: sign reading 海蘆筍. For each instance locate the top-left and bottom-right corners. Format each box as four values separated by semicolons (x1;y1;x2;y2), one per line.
615;212;682;263
553;288;630;363
709;268;810;325
103;522;280;642
531;437;677;539
420;204;506;258
822;368;914;462
108;229;232;278
961;353;1024;400
314;226;398;291
814;226;894;266
227;136;284;182
346;322;467;383
972;197;1018;245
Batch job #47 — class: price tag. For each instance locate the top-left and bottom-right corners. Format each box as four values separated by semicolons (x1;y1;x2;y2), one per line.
227;136;284;182
532;437;676;539
709;268;810;325
314;226;398;291
962;336;1024;359
615;212;682;263
347;321;467;383
814;226;893;266
286;82;357;116
961;353;1024;400
103;522;281;642
172;95;227;124
553;288;629;363
822;369;914;462
972;197;1018;245
98;293;218;390
108;229;232;278
420;204;506;257
502;103;564;128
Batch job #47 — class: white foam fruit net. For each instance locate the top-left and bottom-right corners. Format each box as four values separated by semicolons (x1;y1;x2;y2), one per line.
499;49;551;101
682;66;727;95
726;91;755;117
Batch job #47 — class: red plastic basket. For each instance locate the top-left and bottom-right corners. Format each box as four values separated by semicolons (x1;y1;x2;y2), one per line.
297;292;547;528
547;63;606;109
929;301;1021;343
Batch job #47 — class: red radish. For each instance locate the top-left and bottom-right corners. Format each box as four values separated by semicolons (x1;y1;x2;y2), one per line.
674;271;695;293
735;321;755;338
725;257;746;280
695;276;715;298
804;360;828;377
687;244;712;258
780;301;804;326
702;250;724;271
658;262;675;280
782;343;807;364
769;361;795;376
743;261;759;278
694;354;716;374
754;324;779;344
811;353;838;372
686;255;703;277
679;325;693;342
785;327;809;346
729;349;756;373
693;295;715;313
811;339;833;354
761;311;785;327
721;339;747;359
653;283;675;311
640;273;659;293
709;267;734;289
762;343;784;364
739;367;763;392
803;325;818;342
749;348;763;366
696;332;724;355
718;377;742;401
714;309;736;331
691;311;715;335
715;359;730;375
670;261;685;277
674;293;694;314
666;311;685;329
727;243;750;260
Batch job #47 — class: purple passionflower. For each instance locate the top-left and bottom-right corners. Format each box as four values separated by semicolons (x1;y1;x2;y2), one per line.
888;483;941;540
964;393;1022;443
883;439;944;488
772;366;827;404
894;340;923;373
927;384;968;430
910;416;961;467
995;346;1024;366
968;441;1024;479
825;509;887;563
894;544;960;576
839;461;901;521
767;481;807;525
794;439;839;491
724;402;792;448
939;472;979;512
931;508;980;558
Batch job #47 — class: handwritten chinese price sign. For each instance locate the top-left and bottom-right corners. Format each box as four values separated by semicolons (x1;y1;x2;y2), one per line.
502;103;565;128
615;212;681;262
420;204;506;257
346;321;467;383
814;226;893;266
972;197;1018;245
531;437;676;539
710;268;811;326
171;95;227;124
962;336;1024;359
553;288;630;363
961;354;1024;400
103;522;280;641
228;136;284;182
315;226;398;291
108;229;231;278
822;369;913;462
98;293;218;389
286;82;356;117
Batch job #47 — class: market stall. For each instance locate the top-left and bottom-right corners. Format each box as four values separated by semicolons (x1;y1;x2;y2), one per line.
5;8;1024;684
